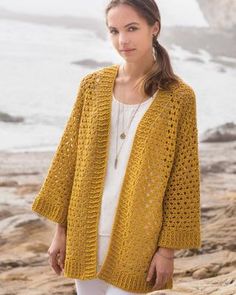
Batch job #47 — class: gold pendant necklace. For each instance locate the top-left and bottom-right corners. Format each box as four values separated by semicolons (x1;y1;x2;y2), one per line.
120;132;126;139
115;102;141;169
114;64;153;169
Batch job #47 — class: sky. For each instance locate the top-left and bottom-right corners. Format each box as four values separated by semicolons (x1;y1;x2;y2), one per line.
0;0;208;27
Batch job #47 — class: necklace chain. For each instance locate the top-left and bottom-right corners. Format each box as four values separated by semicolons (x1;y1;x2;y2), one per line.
114;64;153;169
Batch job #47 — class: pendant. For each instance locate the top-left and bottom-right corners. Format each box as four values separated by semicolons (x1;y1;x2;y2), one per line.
114;157;118;169
120;132;126;139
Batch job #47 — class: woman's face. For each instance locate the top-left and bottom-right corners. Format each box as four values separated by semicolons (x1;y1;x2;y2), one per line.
106;4;159;62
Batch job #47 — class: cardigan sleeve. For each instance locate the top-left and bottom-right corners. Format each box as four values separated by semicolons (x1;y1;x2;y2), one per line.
157;87;202;250
31;76;89;226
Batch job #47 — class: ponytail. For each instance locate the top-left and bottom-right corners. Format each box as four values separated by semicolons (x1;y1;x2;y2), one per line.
132;35;180;98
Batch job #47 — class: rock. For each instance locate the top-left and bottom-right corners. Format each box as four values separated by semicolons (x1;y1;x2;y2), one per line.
0;213;44;235
0;209;13;220
71;59;112;68
0;259;27;271
0;180;18;187
201;122;236;142
25;242;49;253
197;0;236;29
16;184;40;196
192;264;221;279
0;111;24;123
0;256;47;272
201;161;228;174
153;269;236;294
202;203;236;252
174;250;236;279
0;273;29;281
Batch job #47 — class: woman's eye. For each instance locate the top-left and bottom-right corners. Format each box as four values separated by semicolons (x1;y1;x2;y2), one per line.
109;27;138;35
110;30;117;35
128;27;137;31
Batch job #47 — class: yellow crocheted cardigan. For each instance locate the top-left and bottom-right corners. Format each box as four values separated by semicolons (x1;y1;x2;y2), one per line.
31;64;201;293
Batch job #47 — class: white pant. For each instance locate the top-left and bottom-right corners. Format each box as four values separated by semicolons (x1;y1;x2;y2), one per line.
75;235;146;295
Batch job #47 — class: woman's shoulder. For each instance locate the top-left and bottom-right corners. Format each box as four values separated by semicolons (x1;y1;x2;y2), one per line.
77;64;117;98
80;64;117;84
170;75;197;108
171;75;195;95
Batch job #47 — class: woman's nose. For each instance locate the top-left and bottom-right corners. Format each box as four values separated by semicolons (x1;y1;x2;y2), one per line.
119;34;130;46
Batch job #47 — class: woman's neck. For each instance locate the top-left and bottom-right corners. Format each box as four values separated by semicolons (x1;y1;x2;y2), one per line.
121;57;156;81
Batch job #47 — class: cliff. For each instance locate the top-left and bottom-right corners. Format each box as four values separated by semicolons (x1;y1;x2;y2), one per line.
197;0;236;29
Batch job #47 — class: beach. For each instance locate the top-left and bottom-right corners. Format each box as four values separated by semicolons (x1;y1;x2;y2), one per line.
0;137;235;294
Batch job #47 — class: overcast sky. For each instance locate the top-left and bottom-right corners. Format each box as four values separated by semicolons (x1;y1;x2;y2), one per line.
0;0;208;27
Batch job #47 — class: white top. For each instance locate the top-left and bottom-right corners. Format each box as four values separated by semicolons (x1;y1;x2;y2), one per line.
98;92;155;236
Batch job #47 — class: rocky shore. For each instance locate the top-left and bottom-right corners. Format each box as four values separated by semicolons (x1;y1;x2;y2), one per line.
0;123;235;295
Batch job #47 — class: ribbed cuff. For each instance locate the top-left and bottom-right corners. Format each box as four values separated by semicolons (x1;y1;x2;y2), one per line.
31;197;67;226
157;229;201;249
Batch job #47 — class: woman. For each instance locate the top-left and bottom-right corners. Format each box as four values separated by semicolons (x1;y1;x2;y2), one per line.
31;0;201;294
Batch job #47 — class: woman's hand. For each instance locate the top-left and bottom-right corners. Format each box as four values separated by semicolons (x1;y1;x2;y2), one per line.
47;224;67;275
146;248;174;291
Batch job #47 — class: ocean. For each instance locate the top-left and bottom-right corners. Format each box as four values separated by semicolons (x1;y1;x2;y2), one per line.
0;0;235;152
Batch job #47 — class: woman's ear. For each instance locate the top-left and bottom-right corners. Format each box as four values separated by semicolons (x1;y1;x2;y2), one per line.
153;20;160;36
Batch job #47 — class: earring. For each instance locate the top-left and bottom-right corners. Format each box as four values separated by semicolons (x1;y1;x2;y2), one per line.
152;50;156;61
152;34;157;61
152;46;156;61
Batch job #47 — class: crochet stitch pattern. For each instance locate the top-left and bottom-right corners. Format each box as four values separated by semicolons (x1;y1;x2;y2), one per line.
31;64;201;293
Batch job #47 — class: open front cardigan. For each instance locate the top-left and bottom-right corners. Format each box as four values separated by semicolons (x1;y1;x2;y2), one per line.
31;64;201;293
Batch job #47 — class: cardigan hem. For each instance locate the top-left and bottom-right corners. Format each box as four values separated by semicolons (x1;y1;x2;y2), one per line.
63;265;173;293
97;270;173;293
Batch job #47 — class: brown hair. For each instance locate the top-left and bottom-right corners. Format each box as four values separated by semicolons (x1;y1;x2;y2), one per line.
105;0;180;97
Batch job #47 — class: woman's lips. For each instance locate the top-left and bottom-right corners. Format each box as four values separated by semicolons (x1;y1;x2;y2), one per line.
121;49;136;54
121;49;135;52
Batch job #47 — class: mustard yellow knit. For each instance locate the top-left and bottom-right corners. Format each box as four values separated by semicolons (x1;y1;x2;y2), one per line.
31;64;201;293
